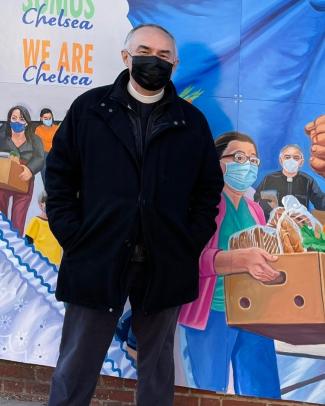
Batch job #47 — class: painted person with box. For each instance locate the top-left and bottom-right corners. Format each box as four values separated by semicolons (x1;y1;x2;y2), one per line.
0;106;44;235
179;132;281;398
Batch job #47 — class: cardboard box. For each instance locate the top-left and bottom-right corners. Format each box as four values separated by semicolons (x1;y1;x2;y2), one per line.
0;158;29;193
225;252;325;345
312;209;325;226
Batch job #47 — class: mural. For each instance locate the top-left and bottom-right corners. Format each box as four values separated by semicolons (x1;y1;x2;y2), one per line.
0;0;325;404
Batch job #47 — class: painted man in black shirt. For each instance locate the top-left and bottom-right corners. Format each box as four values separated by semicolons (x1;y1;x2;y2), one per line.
255;144;325;219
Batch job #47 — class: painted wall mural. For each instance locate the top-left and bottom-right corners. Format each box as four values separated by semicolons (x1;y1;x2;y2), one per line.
0;0;324;404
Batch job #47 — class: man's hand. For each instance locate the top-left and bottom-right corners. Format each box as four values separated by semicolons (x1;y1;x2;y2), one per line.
233;248;280;282
19;165;33;181
305;115;325;178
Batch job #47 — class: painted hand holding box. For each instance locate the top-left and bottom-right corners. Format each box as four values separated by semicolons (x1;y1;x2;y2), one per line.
225;195;325;344
0;157;29;193
225;252;325;345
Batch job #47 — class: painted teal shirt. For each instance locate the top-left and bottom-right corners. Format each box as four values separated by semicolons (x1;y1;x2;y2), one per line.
211;192;256;312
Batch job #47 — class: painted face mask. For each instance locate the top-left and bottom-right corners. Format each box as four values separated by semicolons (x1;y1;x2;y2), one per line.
130;55;173;91
282;158;300;173
42;118;53;127
10;121;26;133
224;161;258;192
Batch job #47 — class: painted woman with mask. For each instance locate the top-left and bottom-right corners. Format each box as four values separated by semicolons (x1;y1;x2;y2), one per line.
35;108;59;185
0;105;44;235
179;132;281;398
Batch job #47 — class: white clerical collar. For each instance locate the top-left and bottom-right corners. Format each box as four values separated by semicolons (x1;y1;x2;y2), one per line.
127;81;164;104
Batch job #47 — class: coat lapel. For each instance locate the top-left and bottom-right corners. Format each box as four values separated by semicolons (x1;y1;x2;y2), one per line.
91;101;139;170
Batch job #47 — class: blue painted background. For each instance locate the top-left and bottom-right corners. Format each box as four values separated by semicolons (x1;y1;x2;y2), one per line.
127;0;325;190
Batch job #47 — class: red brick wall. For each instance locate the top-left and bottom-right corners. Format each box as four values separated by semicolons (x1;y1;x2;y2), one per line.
0;360;317;406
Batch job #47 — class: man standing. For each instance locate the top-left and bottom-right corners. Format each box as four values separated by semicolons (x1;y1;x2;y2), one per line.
254;144;325;219
46;24;223;406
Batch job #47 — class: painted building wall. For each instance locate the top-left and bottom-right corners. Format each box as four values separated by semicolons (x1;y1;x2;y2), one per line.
0;1;324;404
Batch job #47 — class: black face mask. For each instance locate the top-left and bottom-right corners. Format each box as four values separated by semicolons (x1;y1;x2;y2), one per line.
130;55;173;91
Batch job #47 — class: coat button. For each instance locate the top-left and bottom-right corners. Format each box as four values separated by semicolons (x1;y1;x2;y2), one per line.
100;102;106;107
108;108;113;113
174;120;178;125
109;308;114;313
182;120;186;125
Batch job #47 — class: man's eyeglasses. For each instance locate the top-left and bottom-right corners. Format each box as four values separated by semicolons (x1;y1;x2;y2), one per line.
221;151;260;166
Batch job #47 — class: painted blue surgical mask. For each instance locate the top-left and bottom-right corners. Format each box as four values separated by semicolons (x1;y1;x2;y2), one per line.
10;121;26;133
224;162;258;192
42;118;53;127
282;158;299;174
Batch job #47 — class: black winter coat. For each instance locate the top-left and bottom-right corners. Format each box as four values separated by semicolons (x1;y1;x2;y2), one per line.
45;70;224;313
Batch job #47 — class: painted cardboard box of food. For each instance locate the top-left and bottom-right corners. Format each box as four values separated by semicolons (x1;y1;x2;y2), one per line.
0;154;29;193
225;196;325;345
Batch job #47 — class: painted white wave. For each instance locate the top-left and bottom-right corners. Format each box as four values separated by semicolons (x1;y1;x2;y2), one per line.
0;215;136;378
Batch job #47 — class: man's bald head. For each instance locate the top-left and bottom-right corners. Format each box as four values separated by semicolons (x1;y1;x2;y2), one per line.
123;24;177;61
124;24;177;56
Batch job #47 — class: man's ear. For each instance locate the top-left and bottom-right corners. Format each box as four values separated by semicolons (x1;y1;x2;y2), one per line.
172;58;179;73
121;50;129;67
299;157;305;168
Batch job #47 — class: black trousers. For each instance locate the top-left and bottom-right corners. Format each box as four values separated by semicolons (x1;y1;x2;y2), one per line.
48;262;180;406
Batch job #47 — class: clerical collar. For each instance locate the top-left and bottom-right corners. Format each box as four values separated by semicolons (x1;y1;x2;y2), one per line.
127;81;164;104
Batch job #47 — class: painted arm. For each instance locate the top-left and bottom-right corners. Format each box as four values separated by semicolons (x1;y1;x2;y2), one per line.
26;134;45;175
309;177;325;210
305;115;325;178
214;248;279;282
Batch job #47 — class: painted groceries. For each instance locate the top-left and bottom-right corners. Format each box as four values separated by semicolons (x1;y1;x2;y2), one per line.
225;195;325;345
0;152;29;193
